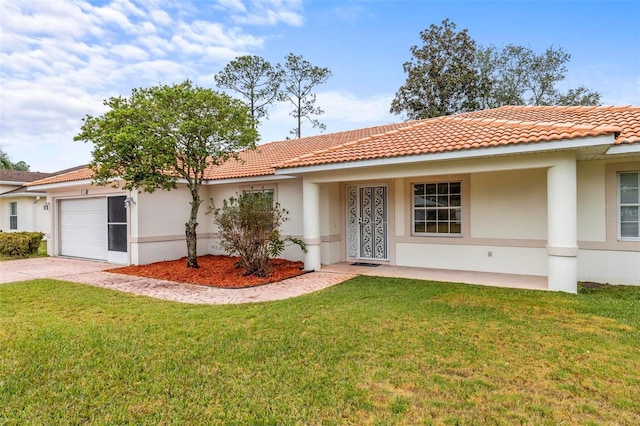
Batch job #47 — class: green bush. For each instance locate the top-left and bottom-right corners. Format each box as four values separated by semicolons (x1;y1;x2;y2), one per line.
210;190;306;277
0;232;45;257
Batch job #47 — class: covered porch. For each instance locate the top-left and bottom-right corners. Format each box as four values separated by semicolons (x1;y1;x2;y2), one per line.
322;262;548;291
290;150;586;294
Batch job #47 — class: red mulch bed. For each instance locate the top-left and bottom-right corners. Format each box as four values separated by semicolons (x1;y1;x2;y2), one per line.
110;255;306;288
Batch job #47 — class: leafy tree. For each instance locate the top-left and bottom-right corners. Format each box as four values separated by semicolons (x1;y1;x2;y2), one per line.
277;53;332;138
12;161;30;171
476;44;528;109
390;18;480;119
0;150;13;169
476;44;601;107
0;149;30;171
393;20;602;118
210;190;306;277
555;86;602;106
214;55;282;131
75;80;258;268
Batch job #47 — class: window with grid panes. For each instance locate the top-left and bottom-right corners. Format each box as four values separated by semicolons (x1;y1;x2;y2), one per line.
9;202;17;230
242;188;275;204
619;172;640;239
413;182;461;236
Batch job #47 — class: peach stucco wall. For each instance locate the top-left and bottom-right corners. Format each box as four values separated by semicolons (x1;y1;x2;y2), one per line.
39;151;639;286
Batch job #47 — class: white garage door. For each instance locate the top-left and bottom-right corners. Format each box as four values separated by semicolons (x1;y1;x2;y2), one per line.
60;198;108;261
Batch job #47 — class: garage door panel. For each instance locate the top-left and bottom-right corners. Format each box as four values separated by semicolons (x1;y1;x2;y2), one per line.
60;198;108;260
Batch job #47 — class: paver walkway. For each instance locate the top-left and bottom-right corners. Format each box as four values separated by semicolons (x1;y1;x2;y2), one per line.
0;257;356;304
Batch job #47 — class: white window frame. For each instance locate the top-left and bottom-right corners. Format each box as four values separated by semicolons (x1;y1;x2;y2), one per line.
412;181;462;237
9;201;18;230
618;171;640;241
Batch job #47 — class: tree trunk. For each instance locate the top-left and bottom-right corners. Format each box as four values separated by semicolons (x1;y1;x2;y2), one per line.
297;97;302;138
185;183;202;268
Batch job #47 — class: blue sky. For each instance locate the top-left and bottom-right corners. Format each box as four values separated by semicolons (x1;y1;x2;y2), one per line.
1;0;639;172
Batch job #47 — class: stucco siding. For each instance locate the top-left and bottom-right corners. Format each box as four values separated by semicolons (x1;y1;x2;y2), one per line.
577;161;606;242
578;249;640;286
321;240;342;265
208;179;303;237
470;169;547;240
131;185;211;264
0;197;48;233
205;179;307;262
35;199;49;234
135;186;208;238
131;237;213;265
319;183;339;237
276;179;303;237
396;242;547;276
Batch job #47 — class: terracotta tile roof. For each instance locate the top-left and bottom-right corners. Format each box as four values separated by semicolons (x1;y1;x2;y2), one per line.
203;123;405;180
461;105;640;144
25;167;94;187
25;105;640;186
276;105;640;169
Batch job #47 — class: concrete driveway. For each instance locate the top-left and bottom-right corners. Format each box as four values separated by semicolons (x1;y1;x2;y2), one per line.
0;257;355;304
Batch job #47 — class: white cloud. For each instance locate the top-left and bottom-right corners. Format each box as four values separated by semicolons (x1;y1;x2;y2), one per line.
0;0;95;39
136;35;172;56
229;0;303;26
0;0;306;172
332;4;367;25
111;44;150;61
150;9;173;26
216;0;247;13
317;91;395;123
175;20;263;50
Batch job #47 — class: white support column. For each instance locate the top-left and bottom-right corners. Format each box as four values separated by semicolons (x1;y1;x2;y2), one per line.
303;179;322;271
547;155;578;293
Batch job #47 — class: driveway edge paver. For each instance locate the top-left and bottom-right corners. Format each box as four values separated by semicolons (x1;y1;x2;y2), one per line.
66;270;356;304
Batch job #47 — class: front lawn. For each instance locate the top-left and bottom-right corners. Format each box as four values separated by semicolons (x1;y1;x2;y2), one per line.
1;277;638;424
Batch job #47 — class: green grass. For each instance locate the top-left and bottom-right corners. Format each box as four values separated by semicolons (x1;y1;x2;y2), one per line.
1;277;639;425
0;239;47;261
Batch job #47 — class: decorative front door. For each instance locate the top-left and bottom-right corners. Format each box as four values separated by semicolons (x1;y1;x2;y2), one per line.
346;185;388;260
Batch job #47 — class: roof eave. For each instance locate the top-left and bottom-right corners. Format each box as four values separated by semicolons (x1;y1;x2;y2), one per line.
275;134;617;175
205;174;297;185
27;179;96;191
0;191;47;198
606;143;640;155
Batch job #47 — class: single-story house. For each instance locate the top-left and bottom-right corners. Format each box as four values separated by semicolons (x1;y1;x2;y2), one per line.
0;170;53;234
26;106;640;292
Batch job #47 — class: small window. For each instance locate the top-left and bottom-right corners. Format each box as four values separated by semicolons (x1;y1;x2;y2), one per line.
413;182;462;236
619;172;639;239
9;202;17;230
242;188;275;204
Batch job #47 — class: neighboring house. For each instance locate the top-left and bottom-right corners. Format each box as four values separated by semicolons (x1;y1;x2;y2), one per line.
26;106;640;292
0;170;52;234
